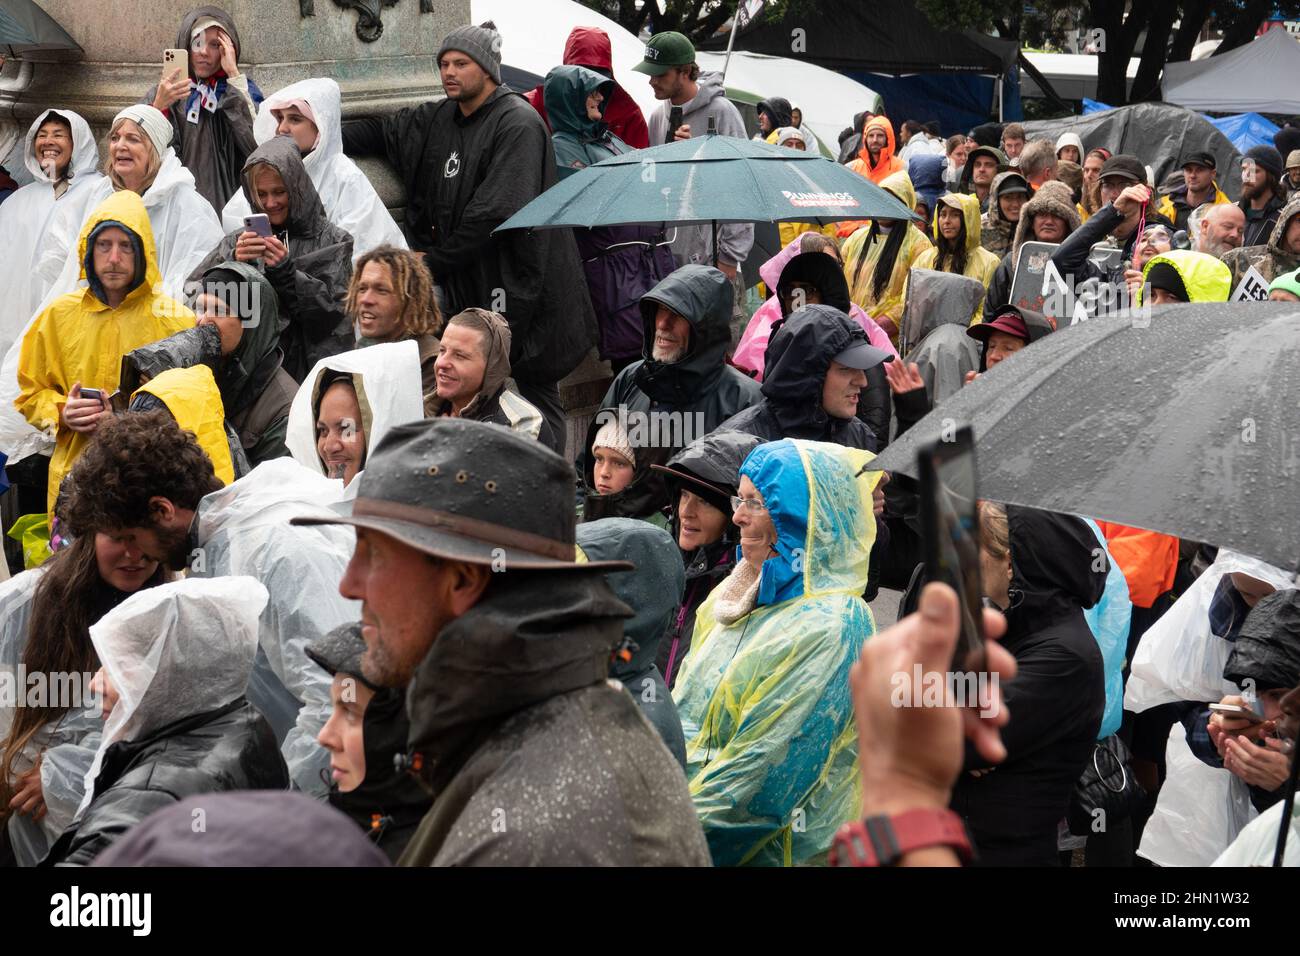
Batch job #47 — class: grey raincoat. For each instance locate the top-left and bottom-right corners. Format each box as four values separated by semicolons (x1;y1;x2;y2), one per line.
189;136;354;382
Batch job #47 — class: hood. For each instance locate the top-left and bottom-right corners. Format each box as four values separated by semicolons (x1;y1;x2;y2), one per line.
1141;250;1232;304
740;439;879;607
1011;180;1081;257
253;78;343;172
757;97;793;131
776;251;852;315
877;169;916;212
286;339;425;479
1005;506;1107;637
958;145;1008;193
543;64;611;141
240;136;329;237
986;170;1029;228
658;430;761;556
633;264;733;404
133;364;236;485
857;116;897;174
194;261;288;414
1224;590;1300;694
120;323;221;397
405;568;632;774
175;5;242;78
909;154;947;204
761;304;869;432
576;518;684;678
1267;193;1300;257
582;406;669;522
679;71;728;116
23;109;99;185
900;269;988;352
1055;132;1084;158
932;192;984;254
440;308;513;419
77;190;162;310
563;25;614;72
330;683;430;828
78;576;267;815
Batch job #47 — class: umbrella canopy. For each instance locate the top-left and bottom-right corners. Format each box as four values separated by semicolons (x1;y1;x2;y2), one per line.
495;132;917;234
0;1;82;62
870;303;1300;571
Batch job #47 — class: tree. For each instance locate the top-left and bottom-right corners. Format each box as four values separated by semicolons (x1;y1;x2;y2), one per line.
577;0;807;47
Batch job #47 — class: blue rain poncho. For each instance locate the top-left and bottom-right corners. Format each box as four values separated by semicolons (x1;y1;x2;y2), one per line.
1082;519;1131;740
673;439;881;866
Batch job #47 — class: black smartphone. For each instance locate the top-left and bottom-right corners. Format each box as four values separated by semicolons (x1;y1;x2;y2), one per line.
918;426;985;670
79;387;104;402
667;105;684;143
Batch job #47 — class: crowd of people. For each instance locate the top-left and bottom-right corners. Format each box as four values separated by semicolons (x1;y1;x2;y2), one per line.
0;8;1298;869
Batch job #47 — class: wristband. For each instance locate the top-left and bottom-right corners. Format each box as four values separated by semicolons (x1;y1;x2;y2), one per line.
829;807;973;867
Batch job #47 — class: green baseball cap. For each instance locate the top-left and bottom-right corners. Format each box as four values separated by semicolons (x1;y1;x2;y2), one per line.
632;31;696;75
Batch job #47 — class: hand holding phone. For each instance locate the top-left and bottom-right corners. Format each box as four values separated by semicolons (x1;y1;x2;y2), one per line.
243;214;272;238
667;105;684;143
154;49;191;112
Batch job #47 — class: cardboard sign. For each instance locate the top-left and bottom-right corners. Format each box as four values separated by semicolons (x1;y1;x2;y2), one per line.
1008;241;1062;315
1230;265;1272;303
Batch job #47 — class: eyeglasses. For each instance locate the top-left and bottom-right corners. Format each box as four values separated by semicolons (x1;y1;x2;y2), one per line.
1139;227;1171;243
731;495;767;513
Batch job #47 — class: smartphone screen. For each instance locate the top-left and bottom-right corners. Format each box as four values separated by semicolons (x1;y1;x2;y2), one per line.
918;426;985;670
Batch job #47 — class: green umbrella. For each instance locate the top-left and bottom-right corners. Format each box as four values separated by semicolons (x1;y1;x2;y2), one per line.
494;130;917;255
0;1;82;62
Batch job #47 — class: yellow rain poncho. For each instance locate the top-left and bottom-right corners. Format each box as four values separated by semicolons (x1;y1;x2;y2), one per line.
15;190;193;510
133;364;236;485
841;170;932;342
914;191;1001;322
673;439;880;866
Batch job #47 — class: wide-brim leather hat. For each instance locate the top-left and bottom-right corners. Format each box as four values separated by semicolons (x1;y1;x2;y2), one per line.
292;417;631;573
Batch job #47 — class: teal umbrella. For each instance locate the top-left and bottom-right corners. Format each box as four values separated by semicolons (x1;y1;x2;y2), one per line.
0;1;82;62
495;130;918;258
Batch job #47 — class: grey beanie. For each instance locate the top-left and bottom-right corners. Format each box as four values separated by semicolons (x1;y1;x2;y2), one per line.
438;21;503;85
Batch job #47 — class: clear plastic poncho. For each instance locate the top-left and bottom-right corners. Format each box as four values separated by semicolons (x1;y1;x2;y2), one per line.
673;439;882;866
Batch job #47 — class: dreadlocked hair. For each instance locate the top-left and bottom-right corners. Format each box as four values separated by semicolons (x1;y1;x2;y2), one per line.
852;218;908;302
346;245;443;339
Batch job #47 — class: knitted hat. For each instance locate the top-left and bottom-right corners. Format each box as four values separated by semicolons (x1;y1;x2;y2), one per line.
437;21;503;85
592;417;635;468
1268;268;1300;299
1244;144;1284;181
112;104;173;158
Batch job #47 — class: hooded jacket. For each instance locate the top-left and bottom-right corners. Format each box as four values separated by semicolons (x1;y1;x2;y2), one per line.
756;98;793;139
145;5;262;213
0;110;102;358
190;136;354;382
398;569;711;866
1239;185;1289;249
979;171;1027;257
645;72;754;270
1155;179;1230;234
131;364;237;484
841;170;933;337
674;439;881;865
655;430;761;689
43;577;287;865
430;310;544;438
717;305;879;451
984;181;1081;320
914;193;1001;321
576;518;689;767
342;84;597;385
1054;132;1084;163
848;116;905;185
544;65;676;363
581;407;672;526
285;340;426;482
599;266;762;497
193;261;297;464
221;77;407;260
16;190;194;510
958;145;1009;212
523;26;650;150
1221;193;1300;289
1138;249;1232;305
950;507;1106;867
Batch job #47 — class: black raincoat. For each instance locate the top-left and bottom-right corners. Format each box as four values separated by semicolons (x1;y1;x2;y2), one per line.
950;507;1106;867
398;570;711;866
190;137;354;382
145;6;261;213
576;518;689;767
43;699;288;866
581;407;672;524
342;84;596;386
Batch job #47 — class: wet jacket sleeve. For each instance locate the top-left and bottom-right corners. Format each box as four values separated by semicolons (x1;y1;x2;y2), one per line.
1050;203;1121;286
687;624;850;866
858;363;891;450
15;309;67;435
53;786;178;866
341;107;421;175
983;256;1013;321
264;236;355;344
1182;705;1224;768
892;383;931;437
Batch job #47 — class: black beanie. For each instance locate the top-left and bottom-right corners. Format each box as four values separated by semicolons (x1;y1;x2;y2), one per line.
1146;261;1188;303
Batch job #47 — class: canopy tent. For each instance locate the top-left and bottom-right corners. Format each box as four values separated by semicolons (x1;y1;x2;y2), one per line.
1020;52;1139;102
471;0;659;120
699;0;1021;135
1163;26;1300;115
1023;102;1244;196
694;50;882;158
1207;111;1281;154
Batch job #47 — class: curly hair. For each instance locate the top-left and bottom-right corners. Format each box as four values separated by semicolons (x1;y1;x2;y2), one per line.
66;410;223;533
345;245;442;339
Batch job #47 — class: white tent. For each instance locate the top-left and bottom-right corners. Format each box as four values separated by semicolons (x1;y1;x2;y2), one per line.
1163;26;1300;114
471;0;660;120
695;50;882;156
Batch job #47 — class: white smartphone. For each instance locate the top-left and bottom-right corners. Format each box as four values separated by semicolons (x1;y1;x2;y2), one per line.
162;48;189;80
1208;702;1265;724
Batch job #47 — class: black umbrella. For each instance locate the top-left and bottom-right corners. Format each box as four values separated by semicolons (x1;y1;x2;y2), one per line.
0;1;82;62
870;302;1300;572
